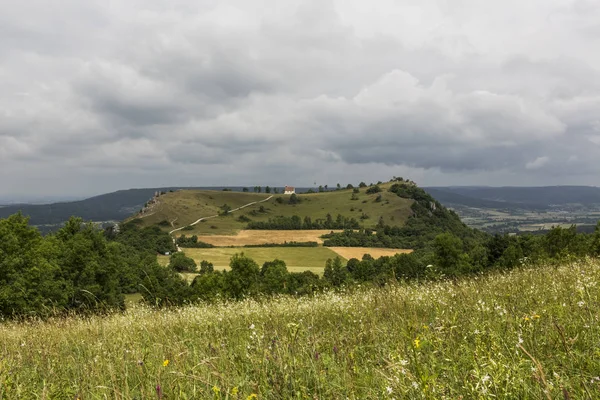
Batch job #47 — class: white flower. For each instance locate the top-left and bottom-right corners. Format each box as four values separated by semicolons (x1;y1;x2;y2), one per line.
249;324;255;330
578;301;585;307
482;375;490;383
399;359;409;366
386;386;393;394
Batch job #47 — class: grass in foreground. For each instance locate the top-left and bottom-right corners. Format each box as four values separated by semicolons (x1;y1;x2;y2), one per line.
2;259;600;398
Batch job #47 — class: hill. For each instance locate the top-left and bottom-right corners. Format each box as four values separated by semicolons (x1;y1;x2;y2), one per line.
0;188;165;228
1;259;598;398
132;182;415;235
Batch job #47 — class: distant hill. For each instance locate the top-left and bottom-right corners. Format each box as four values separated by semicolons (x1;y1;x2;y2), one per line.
131;182;415;236
0;186;343;231
425;186;600;208
423;188;549;211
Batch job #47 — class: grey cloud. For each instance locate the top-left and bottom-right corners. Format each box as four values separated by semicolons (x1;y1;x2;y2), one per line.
1;0;600;197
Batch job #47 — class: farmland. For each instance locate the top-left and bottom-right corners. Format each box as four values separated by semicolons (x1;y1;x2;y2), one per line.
183;247;343;274
2;259;600;398
327;247;412;259
192;229;340;246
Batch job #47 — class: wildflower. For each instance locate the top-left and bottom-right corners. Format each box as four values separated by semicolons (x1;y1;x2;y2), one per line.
413;338;421;349
213;386;220;395
231;386;239;396
533;314;540;319
162;359;169;367
578;301;585;307
482;375;490;383
399;359;409;366
386;386;393;394
246;394;258;400
249;324;255;330
156;385;163;399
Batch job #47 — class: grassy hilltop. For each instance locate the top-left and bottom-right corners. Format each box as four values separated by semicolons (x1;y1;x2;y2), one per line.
132;183;414;236
2;259;599;398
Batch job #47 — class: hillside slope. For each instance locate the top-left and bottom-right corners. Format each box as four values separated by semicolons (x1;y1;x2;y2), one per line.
133;183;415;235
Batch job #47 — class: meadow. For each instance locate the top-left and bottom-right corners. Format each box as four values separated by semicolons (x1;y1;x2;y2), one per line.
135;183;414;236
2;258;600;398
180;247;345;274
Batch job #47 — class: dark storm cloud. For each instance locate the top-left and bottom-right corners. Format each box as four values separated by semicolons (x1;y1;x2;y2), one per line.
1;0;600;197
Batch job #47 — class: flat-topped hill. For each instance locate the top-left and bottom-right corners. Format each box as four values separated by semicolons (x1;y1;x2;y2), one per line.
131;182;414;235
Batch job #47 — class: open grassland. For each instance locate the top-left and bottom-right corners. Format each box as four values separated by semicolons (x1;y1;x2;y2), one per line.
191;230;341;246
327;247;413;260
2;260;600;398
130;190;271;232
136;182;413;236
182;247;343;274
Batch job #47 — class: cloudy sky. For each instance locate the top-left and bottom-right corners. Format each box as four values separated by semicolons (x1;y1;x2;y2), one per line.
2;0;600;198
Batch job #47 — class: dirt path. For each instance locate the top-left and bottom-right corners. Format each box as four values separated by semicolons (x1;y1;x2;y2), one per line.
168;195;273;239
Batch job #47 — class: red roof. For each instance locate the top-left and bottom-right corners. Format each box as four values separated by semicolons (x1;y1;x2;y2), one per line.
285;186;295;191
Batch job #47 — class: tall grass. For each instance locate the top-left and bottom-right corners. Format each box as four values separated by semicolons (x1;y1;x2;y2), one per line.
1;259;600;399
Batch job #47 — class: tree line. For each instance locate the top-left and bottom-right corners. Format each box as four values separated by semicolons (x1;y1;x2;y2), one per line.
247;214;360;230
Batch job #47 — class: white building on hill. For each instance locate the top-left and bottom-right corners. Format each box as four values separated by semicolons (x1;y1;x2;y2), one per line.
284;186;295;194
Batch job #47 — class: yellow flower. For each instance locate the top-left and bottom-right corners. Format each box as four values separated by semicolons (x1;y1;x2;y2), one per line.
231;386;239;396
246;394;258;400
213;386;221;394
162;359;169;367
523;316;530;322
533;314;540;319
413;338;421;349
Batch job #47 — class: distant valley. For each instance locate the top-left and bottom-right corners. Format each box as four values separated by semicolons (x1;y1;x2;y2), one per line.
424;186;600;234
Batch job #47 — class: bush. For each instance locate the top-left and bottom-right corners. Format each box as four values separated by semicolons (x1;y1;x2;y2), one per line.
366;185;382;195
170;252;197;272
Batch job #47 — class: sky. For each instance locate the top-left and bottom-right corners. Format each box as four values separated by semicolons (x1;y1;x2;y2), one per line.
1;0;600;199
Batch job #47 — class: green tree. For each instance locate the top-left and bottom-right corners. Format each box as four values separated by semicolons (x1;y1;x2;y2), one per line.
433;233;470;277
224;253;260;299
169;252;197;272
323;257;348;287
199;260;214;275
220;204;232;215
260;259;289;294
591;221;600;256
265;186;271;193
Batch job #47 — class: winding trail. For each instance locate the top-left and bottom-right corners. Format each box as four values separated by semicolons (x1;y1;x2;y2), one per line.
168;196;274;250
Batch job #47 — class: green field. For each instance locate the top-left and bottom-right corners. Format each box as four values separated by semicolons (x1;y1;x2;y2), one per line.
133;182;413;235
182;247;344;274
2;259;600;398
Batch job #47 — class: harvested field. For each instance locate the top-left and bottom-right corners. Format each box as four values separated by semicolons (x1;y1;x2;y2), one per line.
192;229;341;246
327;247;412;260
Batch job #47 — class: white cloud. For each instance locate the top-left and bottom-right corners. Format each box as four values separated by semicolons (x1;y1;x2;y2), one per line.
526;156;550;170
